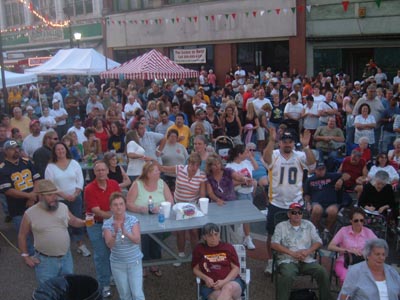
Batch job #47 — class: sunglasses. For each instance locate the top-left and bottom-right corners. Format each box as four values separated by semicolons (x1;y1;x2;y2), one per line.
290;210;303;215
352;219;364;223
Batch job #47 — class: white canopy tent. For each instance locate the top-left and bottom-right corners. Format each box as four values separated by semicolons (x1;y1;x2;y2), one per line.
24;48;120;76
0;69;38;88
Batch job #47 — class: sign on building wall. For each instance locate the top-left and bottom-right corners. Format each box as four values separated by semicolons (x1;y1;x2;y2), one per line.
173;48;206;64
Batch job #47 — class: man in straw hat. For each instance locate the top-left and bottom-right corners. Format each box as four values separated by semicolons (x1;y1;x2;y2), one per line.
18;179;86;284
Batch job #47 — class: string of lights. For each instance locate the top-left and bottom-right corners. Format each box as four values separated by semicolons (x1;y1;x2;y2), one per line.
17;0;70;28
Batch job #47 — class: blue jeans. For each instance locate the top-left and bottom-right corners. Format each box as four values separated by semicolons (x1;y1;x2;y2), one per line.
236;192;253;201
87;223;111;288
380;130;396;153
61;194;84;243
111;260;145;300
34;249;73;285
0;193;9;216
13;215;34;256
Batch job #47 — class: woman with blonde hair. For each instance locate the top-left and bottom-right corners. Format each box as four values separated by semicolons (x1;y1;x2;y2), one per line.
126;162;173;276
243;102;260;144
145;100;159;131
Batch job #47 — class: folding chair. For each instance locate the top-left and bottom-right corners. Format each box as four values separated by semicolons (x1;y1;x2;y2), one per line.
196;244;250;300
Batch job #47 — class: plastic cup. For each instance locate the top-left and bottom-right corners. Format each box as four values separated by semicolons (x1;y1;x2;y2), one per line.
161;202;171;219
85;213;94;227
199;198;209;215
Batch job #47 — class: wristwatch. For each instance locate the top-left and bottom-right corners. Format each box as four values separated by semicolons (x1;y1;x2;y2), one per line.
21;253;29;257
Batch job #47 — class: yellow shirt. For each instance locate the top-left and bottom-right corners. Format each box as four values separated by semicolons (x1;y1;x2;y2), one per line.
167;124;191;148
10;116;31;139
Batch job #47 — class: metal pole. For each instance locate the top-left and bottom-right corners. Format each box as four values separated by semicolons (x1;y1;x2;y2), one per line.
69;19;73;48
0;30;9;114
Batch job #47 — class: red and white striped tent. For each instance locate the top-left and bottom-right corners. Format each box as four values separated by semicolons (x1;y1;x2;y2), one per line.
100;49;199;80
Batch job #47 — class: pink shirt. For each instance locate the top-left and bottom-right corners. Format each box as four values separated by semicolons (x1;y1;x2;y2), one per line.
331;225;377;262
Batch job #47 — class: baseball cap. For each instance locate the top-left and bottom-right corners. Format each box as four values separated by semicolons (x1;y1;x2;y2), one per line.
74;115;81;121
26;105;34;111
280;131;294;141
354;81;361;86
351;149;362;157
176;87;183;92
195;108;205;115
36;180;59;195
52;98;60;104
289;203;303;210
29;119;40;127
316;161;326;169
4;140;19;150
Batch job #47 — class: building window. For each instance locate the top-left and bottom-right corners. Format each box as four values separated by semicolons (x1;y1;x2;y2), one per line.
4;1;25;26
64;0;93;16
36;0;56;20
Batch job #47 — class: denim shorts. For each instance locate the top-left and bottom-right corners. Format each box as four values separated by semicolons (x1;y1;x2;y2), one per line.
200;277;245;300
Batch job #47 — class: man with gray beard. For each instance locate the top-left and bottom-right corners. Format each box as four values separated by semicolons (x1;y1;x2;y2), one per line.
18;179;86;284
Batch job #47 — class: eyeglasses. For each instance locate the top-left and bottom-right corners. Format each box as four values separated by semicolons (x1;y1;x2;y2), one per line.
352;219;364;223
290;210;303;215
248;149;256;152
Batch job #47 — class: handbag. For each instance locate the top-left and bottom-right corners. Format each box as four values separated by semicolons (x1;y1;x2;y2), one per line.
289;289;318;300
344;251;364;268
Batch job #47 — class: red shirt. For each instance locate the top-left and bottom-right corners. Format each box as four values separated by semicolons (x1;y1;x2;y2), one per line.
84;179;121;222
354;147;372;164
341;156;366;189
95;128;109;152
192;242;240;283
242;91;253;112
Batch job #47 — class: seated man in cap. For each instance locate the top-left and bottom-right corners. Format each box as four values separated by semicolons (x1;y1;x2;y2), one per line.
190;108;213;137
271;203;333;300
18;179;86;284
22;120;46;159
304;162;345;245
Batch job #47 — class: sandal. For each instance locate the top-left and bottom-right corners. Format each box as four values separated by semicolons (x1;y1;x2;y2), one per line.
150;266;162;277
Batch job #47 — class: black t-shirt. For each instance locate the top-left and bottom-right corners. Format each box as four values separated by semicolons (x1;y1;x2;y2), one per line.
32;146;52;178
304;172;342;207
0;158;40;217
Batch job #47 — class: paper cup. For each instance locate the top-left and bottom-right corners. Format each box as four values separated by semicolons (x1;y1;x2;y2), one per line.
161;202;172;219
199;198;209;215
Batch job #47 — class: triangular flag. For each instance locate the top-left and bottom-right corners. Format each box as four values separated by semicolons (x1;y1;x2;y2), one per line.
171;18;175;23
205;16;209;21
232;13;236;19
283;8;288;15
141;20;144;24
291;7;296;14
306;5;312;13
111;20;115;24
176;17;180;23
245;12;249;17
375;0;382;7
134;20;138;24
225;14;229;19
145;20;149;24
165;19;169;24
275;8;281;15
342;1;350;12
129;20;133;24
188;17;192;22
118;20;121;25
182;17;186;23
260;10;265;16
211;15;215;21
155;19;158;24
217;14;222;21
252;11;257;17
194;16;198;22
159;18;162;24
267;9;272;13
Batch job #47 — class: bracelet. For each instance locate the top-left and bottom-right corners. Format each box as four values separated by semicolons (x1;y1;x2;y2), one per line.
21;253;29;257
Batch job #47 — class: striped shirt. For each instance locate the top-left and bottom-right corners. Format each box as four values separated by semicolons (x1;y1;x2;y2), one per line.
174;165;206;203
103;213;143;264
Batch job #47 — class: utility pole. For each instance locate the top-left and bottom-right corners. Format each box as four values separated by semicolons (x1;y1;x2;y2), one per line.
0;30;9;114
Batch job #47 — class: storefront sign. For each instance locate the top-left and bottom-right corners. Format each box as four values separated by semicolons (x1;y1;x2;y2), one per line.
173;48;206;64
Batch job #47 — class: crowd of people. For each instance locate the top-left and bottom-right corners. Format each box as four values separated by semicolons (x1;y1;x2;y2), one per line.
1;63;400;300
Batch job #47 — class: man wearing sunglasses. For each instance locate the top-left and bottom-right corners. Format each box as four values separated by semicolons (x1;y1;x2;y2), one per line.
271;203;333;300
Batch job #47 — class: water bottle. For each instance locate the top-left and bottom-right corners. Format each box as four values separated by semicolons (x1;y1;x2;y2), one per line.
158;206;165;227
148;196;154;214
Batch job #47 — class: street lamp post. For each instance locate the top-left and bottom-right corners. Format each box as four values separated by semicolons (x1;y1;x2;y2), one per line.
0;30;9;114
74;32;81;48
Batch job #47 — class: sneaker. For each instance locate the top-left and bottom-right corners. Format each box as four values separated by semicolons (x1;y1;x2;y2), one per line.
264;259;273;275
243;235;256;250
77;244;91;257
173;252;186;267
102;286;111;298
